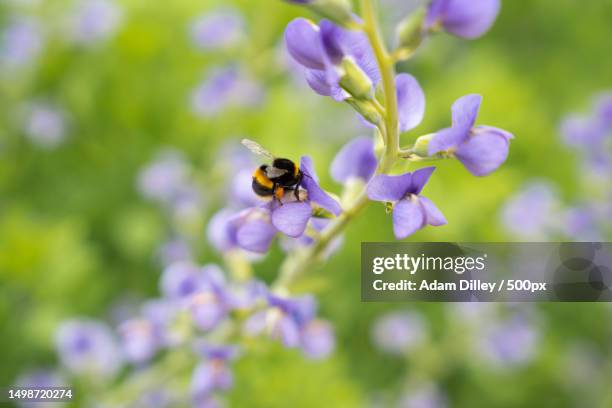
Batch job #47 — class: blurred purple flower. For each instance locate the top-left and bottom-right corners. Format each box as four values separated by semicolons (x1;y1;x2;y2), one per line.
118;317;160;364
398;383;448;408
0;19;43;68
170;183;205;222
371;310;427;354
501;181;562;240
478;312;540;367
563;206;603;241
188;264;232;331
15;369;67;408
595;92;612;128
367;167;446;239
330;136;377;183
429;94;513;176
137;149;189;204
191;66;265;117
55;319;123;379
190;8;244;50
23;103;67;149
141;298;182;347
300;319;335;359
160;261;206;300
68;0;122;44
244;293;320;352
284;18;379;100
157;237;192;266
560;114;606;151
425;0;500;39
191;345;239;403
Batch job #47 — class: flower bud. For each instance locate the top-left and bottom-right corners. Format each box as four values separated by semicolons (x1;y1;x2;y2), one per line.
345;98;381;126
339;57;373;100
395;7;426;58
413;133;435;157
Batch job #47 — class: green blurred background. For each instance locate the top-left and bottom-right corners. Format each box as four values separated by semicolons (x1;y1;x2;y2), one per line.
1;0;612;407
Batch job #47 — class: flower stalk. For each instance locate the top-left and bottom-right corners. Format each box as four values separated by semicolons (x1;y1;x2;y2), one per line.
274;0;400;291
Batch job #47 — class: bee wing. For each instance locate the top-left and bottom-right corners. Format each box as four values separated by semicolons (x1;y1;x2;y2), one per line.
241;139;275;159
265;167;288;178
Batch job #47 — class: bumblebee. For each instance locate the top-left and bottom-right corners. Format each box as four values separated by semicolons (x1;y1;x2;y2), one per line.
241;139;304;202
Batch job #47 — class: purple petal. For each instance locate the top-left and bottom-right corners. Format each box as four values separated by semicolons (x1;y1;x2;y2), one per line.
428;126;469;155
319;20;344;65
300;156;342;215
409;166;435;195
452;94;482;129
392;198;426;239
367;173;413;202
455;127;512;176
278;315;301;347
440;0;501;39
330;136;377;183
304;69;332;96
271;202;312;237
236;220;276;253
419;196;447;226
300;320;335;360
396;74;425;132
284;18;325;70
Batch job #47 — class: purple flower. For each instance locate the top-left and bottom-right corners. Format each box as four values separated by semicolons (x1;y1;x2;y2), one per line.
244;293;317;348
55;319;123;379
563;206;603;241
191;66;265;117
0;19;43;68
269;155;341;236
300;319;335;359
477;313;540;367
425;0;500;39
188;265;231;331
284;18;379;100
398;383;448;408
141;298;182;347
160;261;206;300
501;181;562;240
15;369;67;408
367;167;446;239
157;237;192;266
215;155;341;254
560;114;606;151
190;8;244;50
227;206;277;254
23;103;67;149
330;136;377;183
68;0;122;44
118;317;160;364
371;310;427;354
137;149;189;203
595;92;612;128
191;345;239;402
429;94;513;176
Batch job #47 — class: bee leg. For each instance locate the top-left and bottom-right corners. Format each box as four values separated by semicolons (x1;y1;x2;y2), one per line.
294;173;304;201
273;184;284;206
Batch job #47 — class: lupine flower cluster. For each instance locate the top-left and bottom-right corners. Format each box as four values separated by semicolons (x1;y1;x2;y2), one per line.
1;0;123;150
370;304;540;407
15;1;516;406
502;91;612;241
189;7;265;117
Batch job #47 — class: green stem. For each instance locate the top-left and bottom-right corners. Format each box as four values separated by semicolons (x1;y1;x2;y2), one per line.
273;0;399;291
361;0;400;163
